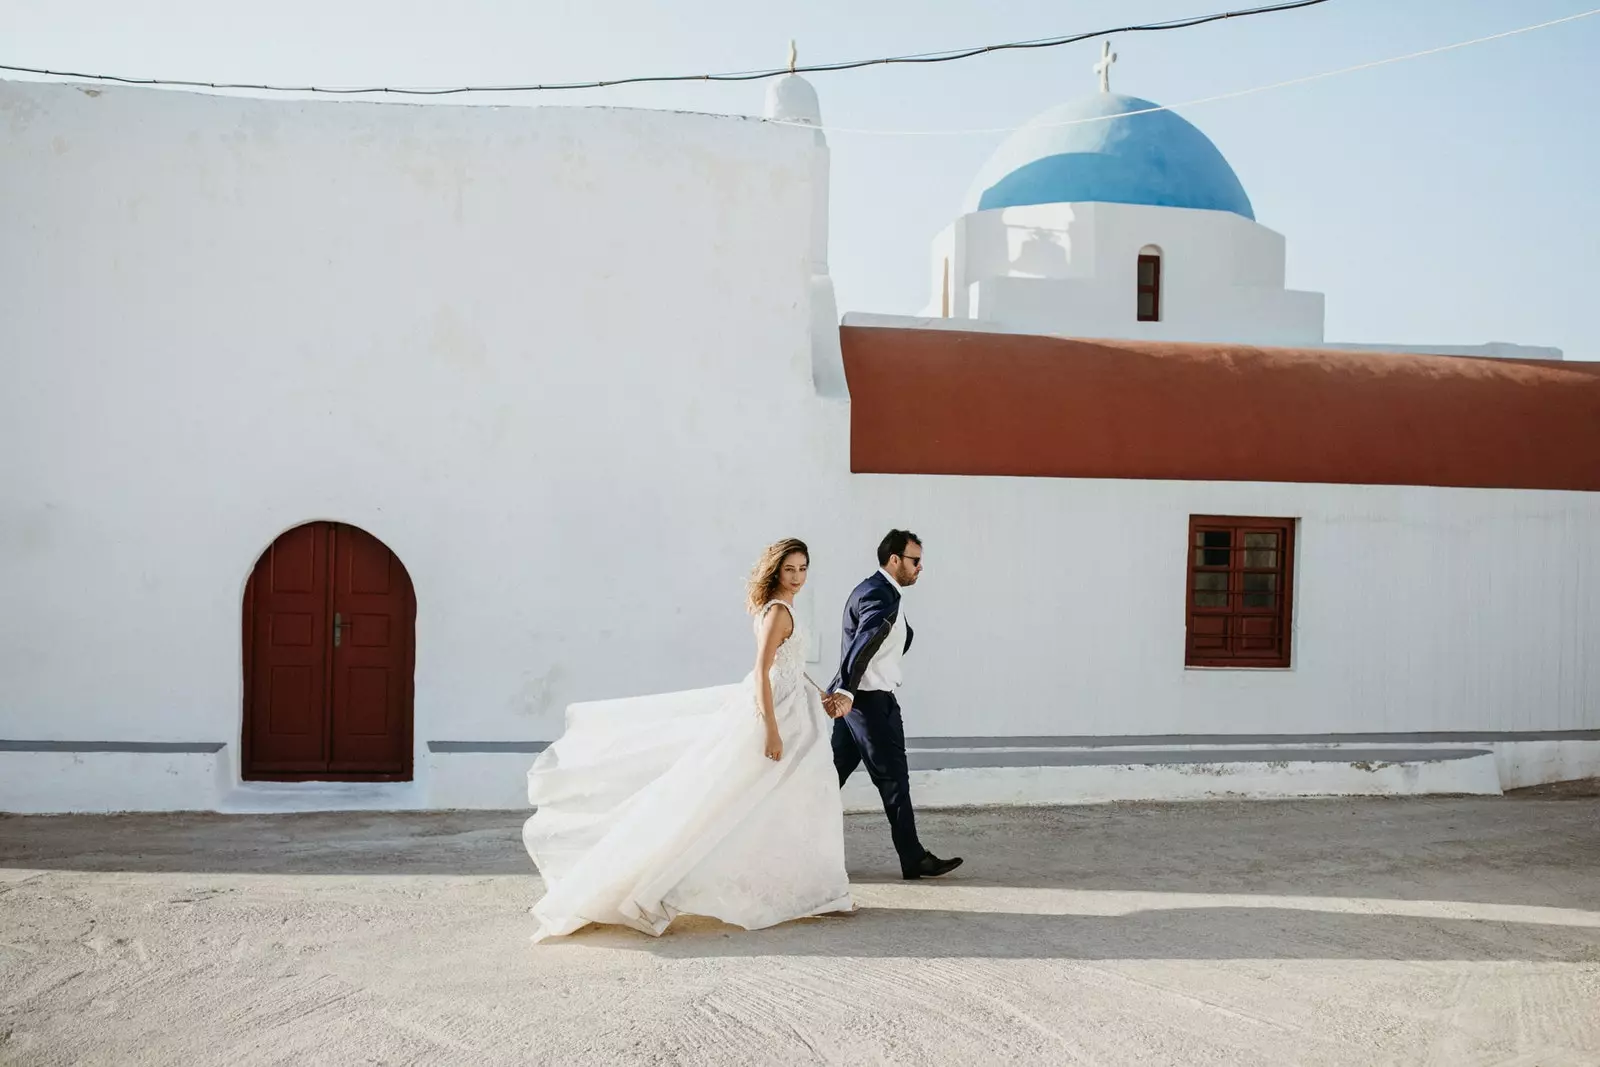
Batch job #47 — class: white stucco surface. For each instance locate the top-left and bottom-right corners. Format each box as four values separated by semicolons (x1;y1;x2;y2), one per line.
0;78;829;777
923;201;1326;346
842;755;1505;810
842;477;1600;739
1321;341;1565;361
0;751;230;814
3;79;1596;813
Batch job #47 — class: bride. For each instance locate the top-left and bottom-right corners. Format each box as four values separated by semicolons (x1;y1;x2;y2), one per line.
522;538;853;941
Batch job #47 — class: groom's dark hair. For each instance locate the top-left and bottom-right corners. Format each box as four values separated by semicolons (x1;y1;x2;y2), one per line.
877;530;922;567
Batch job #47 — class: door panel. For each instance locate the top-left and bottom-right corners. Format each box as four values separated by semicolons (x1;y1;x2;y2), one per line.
244;523;331;771
328;525;413;772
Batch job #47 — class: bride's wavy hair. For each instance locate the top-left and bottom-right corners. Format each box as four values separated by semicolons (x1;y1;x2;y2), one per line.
746;538;809;615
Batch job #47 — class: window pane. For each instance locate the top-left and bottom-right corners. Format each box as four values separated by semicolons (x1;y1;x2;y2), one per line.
1194;591;1228;608
1195;548;1230;567
1138;260;1157;285
1242;592;1276;609
1243;549;1278;569
1138;292;1155;318
1195;531;1231;548
1242;532;1279;549
1243;573;1277;593
1193;572;1228;592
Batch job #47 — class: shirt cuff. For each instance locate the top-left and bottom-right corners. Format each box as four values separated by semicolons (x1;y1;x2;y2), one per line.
833;689;854;701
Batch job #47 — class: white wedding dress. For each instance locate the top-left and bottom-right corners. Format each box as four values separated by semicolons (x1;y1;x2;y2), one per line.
522;601;852;941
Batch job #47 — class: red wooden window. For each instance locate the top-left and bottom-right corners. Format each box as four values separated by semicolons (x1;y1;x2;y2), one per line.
1137;253;1161;322
1186;516;1295;668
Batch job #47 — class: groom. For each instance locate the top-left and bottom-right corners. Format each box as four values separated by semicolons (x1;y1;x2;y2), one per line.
825;530;963;880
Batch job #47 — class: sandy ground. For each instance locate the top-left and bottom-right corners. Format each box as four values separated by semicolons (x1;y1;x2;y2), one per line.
2;796;1598;1067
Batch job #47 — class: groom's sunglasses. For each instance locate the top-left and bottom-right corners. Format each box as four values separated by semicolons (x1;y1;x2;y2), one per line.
901;556;923;568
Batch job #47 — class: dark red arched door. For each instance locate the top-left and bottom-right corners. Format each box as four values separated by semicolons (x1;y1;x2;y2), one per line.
242;522;416;780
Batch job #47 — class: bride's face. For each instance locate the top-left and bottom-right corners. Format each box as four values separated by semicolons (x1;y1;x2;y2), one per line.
778;552;809;597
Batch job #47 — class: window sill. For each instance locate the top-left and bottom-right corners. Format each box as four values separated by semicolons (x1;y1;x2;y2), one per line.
1184;664;1294;672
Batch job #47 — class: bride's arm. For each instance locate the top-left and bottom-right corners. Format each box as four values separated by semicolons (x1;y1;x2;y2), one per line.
753;607;793;758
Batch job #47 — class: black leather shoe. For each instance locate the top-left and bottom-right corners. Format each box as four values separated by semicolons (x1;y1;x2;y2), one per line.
902;852;963;880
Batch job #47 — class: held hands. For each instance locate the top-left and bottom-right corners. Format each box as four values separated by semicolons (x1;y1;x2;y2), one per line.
822;693;854;719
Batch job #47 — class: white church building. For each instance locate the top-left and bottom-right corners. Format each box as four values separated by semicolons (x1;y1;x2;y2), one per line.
2;57;1597;815
872;48;1560;360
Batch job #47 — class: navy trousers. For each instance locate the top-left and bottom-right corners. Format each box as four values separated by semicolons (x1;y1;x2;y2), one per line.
832;690;924;870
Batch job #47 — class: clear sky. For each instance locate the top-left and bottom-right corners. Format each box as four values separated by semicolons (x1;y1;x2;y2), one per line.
5;0;1597;358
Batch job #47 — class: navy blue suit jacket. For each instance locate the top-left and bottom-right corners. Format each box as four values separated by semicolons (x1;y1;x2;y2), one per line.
828;572;913;696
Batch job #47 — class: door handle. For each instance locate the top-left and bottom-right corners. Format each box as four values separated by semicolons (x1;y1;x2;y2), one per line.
334;612;343;647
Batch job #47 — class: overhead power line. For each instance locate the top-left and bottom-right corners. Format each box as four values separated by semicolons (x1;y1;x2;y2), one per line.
802;6;1600;136
0;0;1333;96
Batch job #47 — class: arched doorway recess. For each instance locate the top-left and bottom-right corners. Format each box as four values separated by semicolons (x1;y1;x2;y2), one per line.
242;521;416;781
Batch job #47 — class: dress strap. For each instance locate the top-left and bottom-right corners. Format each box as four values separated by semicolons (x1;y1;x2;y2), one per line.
758;600;794;619
755;601;797;632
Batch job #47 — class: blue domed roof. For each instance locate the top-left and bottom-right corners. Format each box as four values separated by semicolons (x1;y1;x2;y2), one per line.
965;93;1254;220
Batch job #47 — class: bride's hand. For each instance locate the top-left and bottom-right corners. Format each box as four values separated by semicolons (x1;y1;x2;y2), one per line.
764;724;783;762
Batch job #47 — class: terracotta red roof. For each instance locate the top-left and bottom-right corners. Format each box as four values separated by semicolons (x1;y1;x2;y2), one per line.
841;326;1600;491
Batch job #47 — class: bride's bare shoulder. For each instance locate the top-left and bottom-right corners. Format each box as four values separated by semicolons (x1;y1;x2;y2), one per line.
754;600;796;639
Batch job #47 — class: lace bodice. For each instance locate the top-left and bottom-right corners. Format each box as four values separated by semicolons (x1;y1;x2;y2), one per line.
755;601;808;694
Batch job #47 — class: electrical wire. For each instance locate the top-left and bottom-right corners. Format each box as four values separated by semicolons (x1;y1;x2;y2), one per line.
794;5;1600;135
0;0;1333;96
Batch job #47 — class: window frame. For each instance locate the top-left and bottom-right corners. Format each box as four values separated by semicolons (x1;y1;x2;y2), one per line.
1184;515;1296;669
1137;252;1162;322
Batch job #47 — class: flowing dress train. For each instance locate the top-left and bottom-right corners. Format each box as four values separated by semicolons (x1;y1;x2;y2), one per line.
522;601;851;941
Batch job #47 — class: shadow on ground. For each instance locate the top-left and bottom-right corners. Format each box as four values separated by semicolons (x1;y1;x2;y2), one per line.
3;796;1600;972
554;905;1600;963
3;797;1597;914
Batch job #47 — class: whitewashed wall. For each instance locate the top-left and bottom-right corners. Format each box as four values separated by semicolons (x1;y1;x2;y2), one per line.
829;477;1600;738
922;201;1325;346
0;80;831;782
2;80;1595;813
